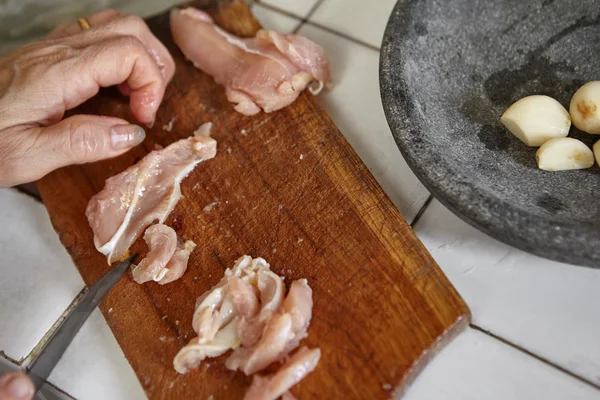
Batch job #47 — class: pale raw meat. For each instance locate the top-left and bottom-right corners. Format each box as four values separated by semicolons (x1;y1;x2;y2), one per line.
131;224;177;284
173;256;320;398
158;238;197;285
170;8;331;115
192;280;236;342
173;318;240;374
129;223;196;285
281;279;312;353
228;276;259;318
225;313;294;375
86;123;217;264
243;347;321;400
257;269;285;320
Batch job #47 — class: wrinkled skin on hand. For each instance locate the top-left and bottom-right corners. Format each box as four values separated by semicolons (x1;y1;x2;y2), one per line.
0;9;175;187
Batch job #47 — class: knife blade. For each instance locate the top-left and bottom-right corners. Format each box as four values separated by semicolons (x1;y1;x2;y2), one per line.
26;254;137;393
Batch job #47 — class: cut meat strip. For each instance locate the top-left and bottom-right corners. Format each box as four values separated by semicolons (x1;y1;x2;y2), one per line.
226;277;313;375
170;8;331;115
173;318;240;374
229;276;260;318
130;223;197;285
173;256;319;397
157;238;197;285
243;347;321;400
280;279;312;354
226;312;294;375
86;123;217;264
257;269;285;321
131;224;177;284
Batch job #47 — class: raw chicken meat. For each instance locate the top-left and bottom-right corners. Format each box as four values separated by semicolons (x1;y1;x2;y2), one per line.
170;8;331;115
86;123;217;264
243;347;321;400
173;256;320;397
131;224;177;283
158;238;197;285
131;223;197;285
174;318;240;374
225;312;294;375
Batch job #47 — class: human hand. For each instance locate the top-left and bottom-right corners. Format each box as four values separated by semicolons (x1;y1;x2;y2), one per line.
0;9;176;187
0;372;33;400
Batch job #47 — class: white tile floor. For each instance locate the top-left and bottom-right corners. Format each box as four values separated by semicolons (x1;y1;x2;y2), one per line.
47;310;146;400
309;0;397;48
405;329;599;400
259;0;319;18
414;200;600;387
1;0;600;399
0;190;83;362
252;3;300;33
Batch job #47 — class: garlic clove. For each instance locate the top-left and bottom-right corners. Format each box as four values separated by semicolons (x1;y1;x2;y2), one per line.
500;95;571;147
536;137;594;171
593;140;600;167
569;81;600;134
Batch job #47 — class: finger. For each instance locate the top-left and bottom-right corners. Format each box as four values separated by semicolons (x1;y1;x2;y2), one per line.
36;115;146;170
112;14;175;82
60;35;165;124
47;9;121;39
0;372;34;400
0;116;145;186
70;14;175;83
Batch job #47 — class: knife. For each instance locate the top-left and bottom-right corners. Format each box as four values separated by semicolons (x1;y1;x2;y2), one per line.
26;254;137;395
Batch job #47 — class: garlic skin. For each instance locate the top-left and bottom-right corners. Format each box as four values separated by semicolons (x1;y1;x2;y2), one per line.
500;95;571;147
593;141;600;166
570;81;600;134
536;138;594;171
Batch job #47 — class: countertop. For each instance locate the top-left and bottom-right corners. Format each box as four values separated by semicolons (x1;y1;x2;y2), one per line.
0;0;599;399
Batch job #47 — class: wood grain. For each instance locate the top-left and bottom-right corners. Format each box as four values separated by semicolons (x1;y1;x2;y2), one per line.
37;1;470;398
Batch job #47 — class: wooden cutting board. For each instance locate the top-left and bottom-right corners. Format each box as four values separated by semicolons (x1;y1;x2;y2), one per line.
37;1;470;398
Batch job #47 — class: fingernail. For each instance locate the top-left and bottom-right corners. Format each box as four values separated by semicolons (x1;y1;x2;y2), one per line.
145;119;155;129
6;374;34;399
110;124;146;150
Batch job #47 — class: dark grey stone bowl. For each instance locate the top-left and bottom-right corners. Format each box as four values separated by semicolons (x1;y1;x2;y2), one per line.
380;0;600;268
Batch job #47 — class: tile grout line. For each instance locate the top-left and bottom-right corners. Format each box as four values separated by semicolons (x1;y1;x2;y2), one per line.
302;20;381;52
0;351;20;366
410;194;433;229
293;0;327;34
304;0;327;21
256;0;381;51
470;324;600;391
254;1;307;21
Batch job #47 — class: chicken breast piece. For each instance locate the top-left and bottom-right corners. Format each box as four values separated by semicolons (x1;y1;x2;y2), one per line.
281;279;313;353
174;318;240;374
86;123;217;264
157;238;197;285
226;312;294;375
131;224;177;284
173;255;319;398
243;347;321;400
130;223;197;284
226;278;313;374
170;8;331;115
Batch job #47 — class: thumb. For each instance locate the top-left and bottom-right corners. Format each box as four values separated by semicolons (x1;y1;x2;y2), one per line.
38;114;146;168
0;372;34;400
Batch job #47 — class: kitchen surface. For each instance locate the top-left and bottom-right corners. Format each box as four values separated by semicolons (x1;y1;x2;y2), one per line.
0;0;599;399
